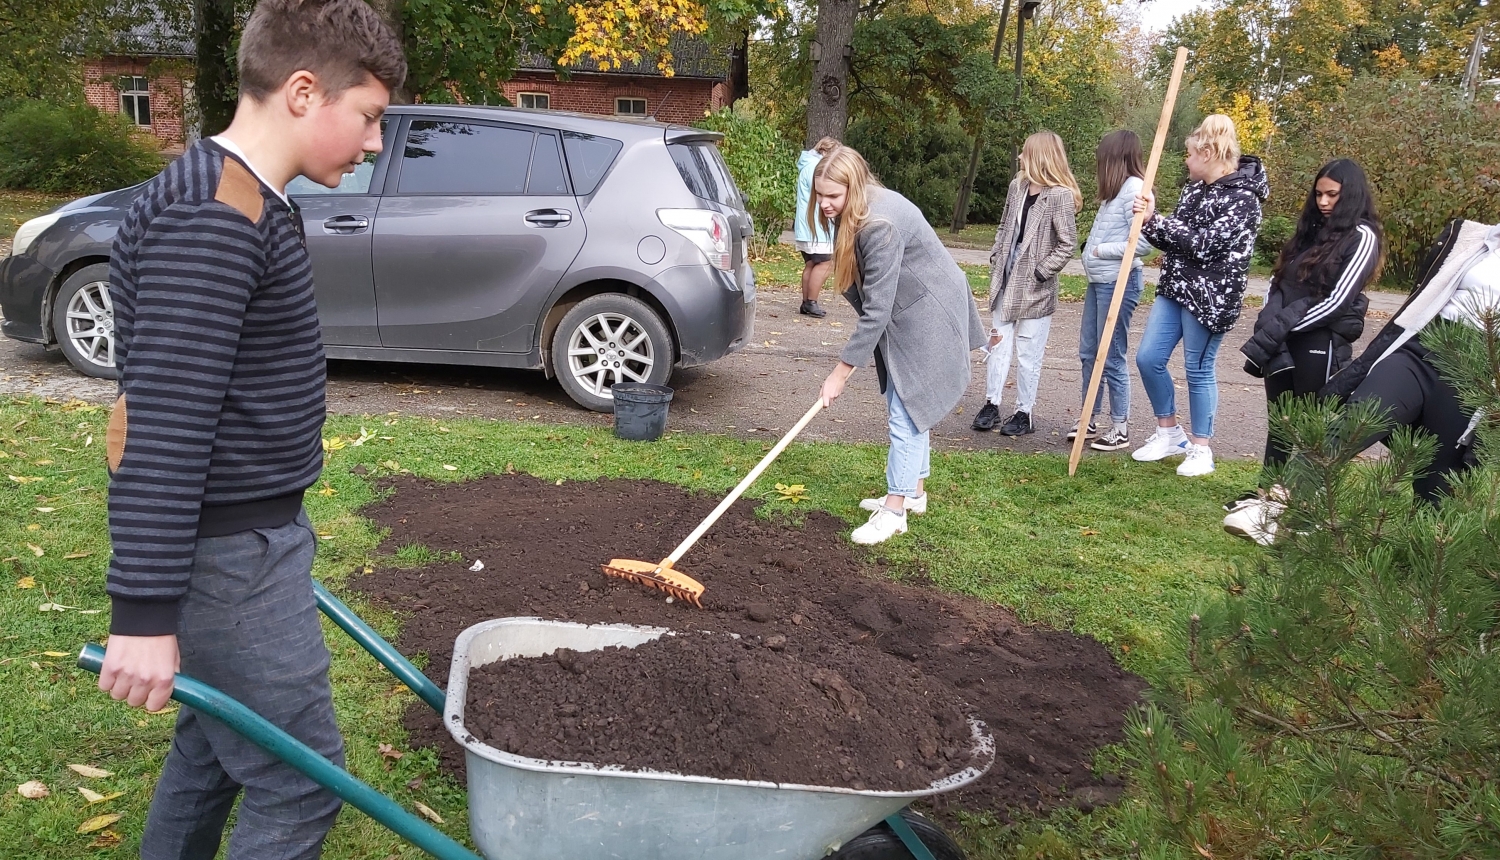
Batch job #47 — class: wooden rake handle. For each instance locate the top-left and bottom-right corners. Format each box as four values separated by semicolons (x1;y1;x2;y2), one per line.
1068;45;1190;477
663;380;842;567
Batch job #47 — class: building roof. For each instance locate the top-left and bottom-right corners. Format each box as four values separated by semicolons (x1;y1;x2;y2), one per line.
104;8;194;58
518;34;731;81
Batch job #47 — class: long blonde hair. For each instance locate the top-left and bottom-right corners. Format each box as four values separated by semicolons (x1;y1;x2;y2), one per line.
810;145;885;291
1018;131;1083;213
1186;114;1241;165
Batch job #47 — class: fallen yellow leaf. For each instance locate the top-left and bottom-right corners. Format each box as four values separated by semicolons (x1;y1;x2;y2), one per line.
16;576;35;589
88;831;122;849
63;551;92;560
317;483;337;497
378;742;404;761
26;523;40;531
77;787;105;803
34;459;53;466
17;780;49;799
441;464;457;471
25;543;44;557
77;813;122;833
8;475;44;484
34;507;55;513
85;789;123;805
414;802;444;824
43;651;69;658
67;764;113;779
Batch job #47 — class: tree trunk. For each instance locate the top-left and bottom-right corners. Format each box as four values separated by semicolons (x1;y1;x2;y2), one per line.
194;0;236;137
729;29;750;104
805;0;857;148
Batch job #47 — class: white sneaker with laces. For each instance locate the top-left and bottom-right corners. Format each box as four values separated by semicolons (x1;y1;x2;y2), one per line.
859;493;927;515
1131;426;1189;461
1223;498;1284;545
850;507;908;545
1176;442;1215;476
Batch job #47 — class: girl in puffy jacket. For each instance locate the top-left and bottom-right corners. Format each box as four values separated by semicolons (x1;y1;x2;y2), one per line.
1225;160;1383;543
1131;114;1268;477
1073;130;1154;452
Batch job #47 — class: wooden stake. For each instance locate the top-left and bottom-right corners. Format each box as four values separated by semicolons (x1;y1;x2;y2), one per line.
1068;46;1190;477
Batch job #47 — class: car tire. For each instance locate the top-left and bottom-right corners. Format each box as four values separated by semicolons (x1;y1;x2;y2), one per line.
51;263;119;380
828;808;967;860
552;293;673;412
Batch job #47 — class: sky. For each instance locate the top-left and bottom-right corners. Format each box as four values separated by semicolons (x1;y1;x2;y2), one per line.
1133;0;1211;33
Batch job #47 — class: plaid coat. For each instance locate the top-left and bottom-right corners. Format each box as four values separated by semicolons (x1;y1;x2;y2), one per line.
987;178;1078;323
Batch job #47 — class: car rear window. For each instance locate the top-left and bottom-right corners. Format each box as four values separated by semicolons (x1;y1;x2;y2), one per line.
669;142;742;209
561;132;623;196
399;121;534;194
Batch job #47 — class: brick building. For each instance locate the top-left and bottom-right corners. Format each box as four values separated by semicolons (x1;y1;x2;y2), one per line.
501;37;735;125
82;23;195;154
81;26;734;154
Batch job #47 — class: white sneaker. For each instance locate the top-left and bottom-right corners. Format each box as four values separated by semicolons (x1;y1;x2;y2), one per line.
850;507;908;545
1223;498;1284;545
859;493;927;515
1176;443;1215;476
1131;426;1189;461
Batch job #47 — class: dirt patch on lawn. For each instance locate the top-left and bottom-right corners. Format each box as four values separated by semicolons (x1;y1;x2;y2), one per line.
352;474;1145;819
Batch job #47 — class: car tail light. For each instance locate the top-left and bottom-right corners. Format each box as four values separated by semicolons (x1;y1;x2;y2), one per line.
657;209;733;271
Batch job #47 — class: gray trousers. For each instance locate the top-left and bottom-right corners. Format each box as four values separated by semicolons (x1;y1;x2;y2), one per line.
141;511;344;860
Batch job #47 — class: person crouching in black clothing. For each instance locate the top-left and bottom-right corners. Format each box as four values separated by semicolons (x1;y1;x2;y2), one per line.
1227;160;1383;543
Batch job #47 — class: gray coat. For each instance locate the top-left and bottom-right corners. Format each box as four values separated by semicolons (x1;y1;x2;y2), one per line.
1081;175;1153;283
987;178;1078;323
840;187;987;433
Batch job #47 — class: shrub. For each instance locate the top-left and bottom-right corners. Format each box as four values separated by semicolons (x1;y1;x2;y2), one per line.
1254;214;1294;267
1117;311;1500;856
0;100;163;194
846;114;970;225
696;104;797;250
1265;75;1500;285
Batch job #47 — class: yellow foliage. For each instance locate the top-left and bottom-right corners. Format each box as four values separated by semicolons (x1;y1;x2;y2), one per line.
1213;92;1278;154
550;0;708;75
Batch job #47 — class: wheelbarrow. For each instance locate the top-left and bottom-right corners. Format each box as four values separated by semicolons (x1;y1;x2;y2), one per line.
78;582;993;860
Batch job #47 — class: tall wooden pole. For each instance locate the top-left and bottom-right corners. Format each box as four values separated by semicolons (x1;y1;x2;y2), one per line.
1068;46;1189;477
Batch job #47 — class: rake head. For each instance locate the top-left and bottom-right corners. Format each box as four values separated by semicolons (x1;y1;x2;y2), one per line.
600;559;705;607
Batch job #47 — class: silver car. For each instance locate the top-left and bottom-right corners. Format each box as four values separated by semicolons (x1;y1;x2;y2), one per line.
0;106;756;411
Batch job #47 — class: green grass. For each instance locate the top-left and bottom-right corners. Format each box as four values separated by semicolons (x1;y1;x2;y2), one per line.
0;396;1260;857
0;190;72;249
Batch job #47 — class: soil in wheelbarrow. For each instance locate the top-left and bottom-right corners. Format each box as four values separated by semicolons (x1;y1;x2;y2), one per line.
351;474;1145;819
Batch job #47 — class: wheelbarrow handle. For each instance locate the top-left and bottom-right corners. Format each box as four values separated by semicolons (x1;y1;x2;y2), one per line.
314;582;446;713
77;643;482;860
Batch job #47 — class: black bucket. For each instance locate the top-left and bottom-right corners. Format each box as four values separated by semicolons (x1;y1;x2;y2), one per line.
610;383;674;441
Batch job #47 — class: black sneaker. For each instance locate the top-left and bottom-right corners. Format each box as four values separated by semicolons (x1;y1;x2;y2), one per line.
999;411;1034;436
1066;421;1098;442
1091;425;1130;451
800;300;827;318
971;402;1001;431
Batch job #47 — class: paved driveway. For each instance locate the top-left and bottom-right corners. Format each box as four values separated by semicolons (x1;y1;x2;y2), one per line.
0;265;1402;462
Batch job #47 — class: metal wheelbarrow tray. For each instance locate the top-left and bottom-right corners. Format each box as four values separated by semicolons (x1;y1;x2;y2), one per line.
447;617;994;860
78;583;994;860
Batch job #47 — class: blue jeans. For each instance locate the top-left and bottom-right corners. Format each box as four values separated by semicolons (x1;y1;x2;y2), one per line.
885;385;931;497
1135;295;1224;438
1079;268;1144;424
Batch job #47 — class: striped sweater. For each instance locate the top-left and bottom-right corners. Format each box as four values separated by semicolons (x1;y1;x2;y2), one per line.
106;140;325;636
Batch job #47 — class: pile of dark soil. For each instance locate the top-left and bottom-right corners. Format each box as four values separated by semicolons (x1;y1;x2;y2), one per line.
466;631;977;791
353;474;1144;818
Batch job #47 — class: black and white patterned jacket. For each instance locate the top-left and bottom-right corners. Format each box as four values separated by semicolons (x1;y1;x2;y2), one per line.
1142;156;1269;334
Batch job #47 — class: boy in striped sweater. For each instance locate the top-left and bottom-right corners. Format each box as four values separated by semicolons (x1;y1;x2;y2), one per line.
95;1;404;856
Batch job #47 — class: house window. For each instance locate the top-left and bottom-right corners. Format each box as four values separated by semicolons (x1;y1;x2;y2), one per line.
119;76;151;126
518;92;550;109
615;98;648;116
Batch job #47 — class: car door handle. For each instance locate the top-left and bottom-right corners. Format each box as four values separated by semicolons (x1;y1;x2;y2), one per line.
322;215;370;234
525;209;572;227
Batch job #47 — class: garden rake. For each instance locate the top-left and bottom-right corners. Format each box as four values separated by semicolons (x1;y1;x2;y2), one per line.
603;382;844;607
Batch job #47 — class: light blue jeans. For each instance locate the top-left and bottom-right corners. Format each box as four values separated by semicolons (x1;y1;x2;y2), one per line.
1135;295;1224;439
885;384;931;497
1079;268;1144;424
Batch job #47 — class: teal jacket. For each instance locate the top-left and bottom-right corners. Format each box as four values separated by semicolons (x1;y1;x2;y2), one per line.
794;150;834;245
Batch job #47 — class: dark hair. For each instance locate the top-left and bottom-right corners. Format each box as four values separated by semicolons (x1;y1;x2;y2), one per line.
238;0;407;102
1095;129;1144;202
1272;159;1385;294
